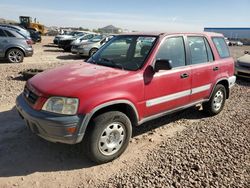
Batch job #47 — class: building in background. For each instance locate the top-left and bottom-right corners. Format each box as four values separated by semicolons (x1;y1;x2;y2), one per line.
204;27;250;39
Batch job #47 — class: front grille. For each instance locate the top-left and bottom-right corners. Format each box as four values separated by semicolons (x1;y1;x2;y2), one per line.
238;62;250;69
238;72;250;77
23;86;39;104
240;65;250;69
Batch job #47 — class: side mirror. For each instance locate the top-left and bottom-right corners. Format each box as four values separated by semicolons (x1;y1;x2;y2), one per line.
154;59;172;72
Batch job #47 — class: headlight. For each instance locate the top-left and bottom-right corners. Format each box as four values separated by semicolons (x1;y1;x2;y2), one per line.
42;97;79;115
80;44;87;48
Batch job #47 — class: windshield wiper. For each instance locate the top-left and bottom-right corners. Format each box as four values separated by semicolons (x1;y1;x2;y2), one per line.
100;58;124;70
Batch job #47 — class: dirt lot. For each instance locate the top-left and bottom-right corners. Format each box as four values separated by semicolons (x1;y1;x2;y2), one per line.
0;37;249;188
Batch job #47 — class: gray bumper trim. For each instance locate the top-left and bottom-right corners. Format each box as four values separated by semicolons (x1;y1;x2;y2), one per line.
16;94;86;144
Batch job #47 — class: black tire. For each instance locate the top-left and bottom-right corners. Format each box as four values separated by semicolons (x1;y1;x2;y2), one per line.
63;46;71;52
89;48;98;57
203;84;226;116
7;48;24;63
84;111;132;164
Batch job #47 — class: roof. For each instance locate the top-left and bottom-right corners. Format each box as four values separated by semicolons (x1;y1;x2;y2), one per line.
118;32;224;37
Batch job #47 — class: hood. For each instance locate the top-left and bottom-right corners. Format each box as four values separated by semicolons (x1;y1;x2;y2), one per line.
71;39;89;45
56;35;73;38
237;54;250;66
80;41;99;46
29;62;130;97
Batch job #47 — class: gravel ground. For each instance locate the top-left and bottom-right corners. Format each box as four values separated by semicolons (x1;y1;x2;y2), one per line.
100;79;250;187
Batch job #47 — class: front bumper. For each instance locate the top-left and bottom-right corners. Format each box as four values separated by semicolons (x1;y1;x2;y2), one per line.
71;46;79;54
53;38;59;44
235;66;250;78
16;94;86;144
77;48;90;56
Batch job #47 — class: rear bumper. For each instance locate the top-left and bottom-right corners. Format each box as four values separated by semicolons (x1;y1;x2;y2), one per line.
16;94;86;144
24;48;33;57
228;75;237;88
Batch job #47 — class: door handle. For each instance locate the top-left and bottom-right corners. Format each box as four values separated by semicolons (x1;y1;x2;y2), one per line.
213;66;219;71
180;73;189;79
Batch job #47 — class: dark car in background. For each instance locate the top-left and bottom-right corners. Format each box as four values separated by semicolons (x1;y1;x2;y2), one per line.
27;29;41;43
0;26;33;63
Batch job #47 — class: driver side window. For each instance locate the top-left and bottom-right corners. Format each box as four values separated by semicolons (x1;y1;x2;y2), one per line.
156;37;186;68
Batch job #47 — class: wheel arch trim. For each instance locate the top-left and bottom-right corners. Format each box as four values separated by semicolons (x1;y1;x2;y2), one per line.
76;100;139;143
5;46;26;57
209;76;236;100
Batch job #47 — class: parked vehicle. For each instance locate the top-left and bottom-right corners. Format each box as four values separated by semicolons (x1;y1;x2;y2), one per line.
228;40;244;46
0;26;33;63
235;52;250;78
0;24;31;39
28;29;41;43
236;41;244;46
58;34;96;52
53;31;86;44
74;35;113;56
16;32;235;163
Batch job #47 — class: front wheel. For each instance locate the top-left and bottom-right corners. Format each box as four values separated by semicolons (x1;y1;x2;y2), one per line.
84;111;132;164
89;48;98;57
203;84;226;116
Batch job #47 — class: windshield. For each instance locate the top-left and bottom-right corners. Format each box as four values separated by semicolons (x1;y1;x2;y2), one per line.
89;35;105;42
88;35;157;71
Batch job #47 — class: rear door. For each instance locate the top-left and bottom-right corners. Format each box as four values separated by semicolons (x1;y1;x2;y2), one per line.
144;36;192;117
0;29;8;57
186;36;215;102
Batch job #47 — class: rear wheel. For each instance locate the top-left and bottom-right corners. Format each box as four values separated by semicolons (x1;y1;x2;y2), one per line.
7;48;24;63
84;111;132;164
203;84;226;116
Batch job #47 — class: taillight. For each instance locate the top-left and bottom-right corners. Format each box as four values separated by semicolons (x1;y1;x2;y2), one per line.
26;39;33;45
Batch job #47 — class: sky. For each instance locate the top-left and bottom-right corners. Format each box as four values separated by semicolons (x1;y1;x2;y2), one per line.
0;0;250;32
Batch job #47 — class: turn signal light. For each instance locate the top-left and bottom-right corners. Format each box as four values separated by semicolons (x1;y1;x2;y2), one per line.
67;127;77;134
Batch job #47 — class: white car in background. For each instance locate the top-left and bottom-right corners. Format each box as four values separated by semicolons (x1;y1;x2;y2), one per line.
70;34;97;46
73;35;114;56
53;31;86;44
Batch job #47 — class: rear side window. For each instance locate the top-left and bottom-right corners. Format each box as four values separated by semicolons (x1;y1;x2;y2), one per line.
4;30;15;37
0;29;6;37
212;37;230;58
156;37;186;68
187;36;210;65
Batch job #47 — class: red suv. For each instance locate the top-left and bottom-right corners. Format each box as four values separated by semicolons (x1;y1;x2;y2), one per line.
16;32;236;163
